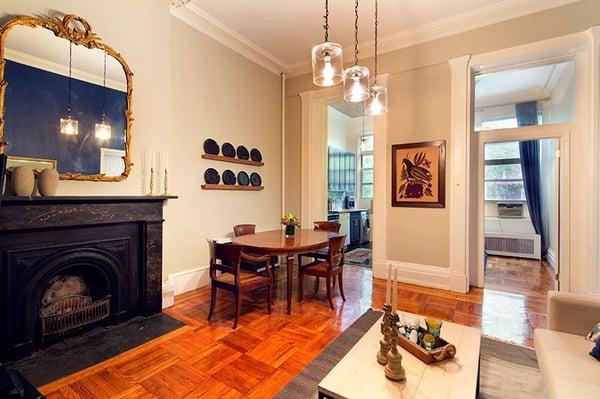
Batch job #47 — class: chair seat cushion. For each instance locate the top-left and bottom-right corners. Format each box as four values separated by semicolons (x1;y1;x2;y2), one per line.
302;261;337;276
214;271;271;286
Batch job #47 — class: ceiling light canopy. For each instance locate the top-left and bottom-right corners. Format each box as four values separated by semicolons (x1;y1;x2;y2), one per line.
311;0;343;87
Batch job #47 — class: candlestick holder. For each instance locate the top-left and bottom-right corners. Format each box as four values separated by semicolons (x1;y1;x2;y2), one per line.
149;167;155;195
163;168;169;195
384;312;406;381
377;303;393;365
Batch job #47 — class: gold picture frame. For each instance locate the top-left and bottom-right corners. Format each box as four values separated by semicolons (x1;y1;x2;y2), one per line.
0;14;133;182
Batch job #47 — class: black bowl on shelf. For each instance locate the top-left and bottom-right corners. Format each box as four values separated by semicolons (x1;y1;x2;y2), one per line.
237;171;250;186
203;138;219;155
204;168;220;184
222;142;236;158
223;169;236;185
250;172;262;187
250;148;262;162
236;145;250;160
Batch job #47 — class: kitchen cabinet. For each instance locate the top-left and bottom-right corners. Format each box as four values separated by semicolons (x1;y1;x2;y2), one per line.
349;212;361;245
328;147;356;193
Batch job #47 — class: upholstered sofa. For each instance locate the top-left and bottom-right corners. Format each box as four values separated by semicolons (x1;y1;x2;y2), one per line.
534;291;600;399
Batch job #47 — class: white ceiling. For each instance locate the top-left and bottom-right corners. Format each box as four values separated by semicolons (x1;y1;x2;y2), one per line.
175;0;581;74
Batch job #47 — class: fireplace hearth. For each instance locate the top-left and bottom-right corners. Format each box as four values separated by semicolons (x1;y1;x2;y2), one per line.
0;195;175;362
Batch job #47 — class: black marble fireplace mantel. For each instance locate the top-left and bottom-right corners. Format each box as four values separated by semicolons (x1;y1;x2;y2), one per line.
0;195;176;361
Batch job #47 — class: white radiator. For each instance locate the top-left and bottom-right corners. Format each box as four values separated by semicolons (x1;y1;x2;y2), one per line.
485;233;541;260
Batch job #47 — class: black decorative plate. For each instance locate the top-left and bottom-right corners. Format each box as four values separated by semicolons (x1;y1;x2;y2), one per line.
203;138;219;155
237;171;250;186
222;142;235;158
223;169;236;185
250;148;262;162
204;168;220;184
250;172;262;187
236;145;249;160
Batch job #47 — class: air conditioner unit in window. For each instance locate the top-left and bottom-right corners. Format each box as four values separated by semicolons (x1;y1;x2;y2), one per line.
497;202;524;218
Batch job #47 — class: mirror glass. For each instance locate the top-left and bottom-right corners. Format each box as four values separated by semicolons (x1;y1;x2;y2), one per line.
3;24;128;177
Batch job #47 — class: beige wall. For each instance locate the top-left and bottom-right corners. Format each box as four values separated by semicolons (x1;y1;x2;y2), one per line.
2;1;282;280
285;0;600;269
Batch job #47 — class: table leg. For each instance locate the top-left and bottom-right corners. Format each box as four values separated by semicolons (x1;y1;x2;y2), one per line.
286;254;294;314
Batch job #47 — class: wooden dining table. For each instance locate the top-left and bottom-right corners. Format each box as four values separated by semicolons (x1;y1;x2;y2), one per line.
232;229;338;314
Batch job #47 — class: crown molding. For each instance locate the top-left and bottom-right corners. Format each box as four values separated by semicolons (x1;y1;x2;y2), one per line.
287;0;581;77
169;2;287;75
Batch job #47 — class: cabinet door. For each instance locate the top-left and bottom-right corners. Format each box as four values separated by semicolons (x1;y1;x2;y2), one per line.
350;214;361;244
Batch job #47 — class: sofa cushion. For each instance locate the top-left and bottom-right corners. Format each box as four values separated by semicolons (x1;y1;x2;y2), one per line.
535;328;600;399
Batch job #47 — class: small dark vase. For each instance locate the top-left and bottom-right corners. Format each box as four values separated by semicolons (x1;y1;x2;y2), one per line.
285;224;296;237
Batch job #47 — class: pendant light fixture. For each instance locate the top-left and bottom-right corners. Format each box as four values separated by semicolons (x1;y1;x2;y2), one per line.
95;50;111;140
60;41;78;135
365;0;387;115
343;0;370;103
311;0;343;87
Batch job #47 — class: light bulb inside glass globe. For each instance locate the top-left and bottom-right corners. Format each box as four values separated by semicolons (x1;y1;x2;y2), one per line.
60;117;79;135
350;76;364;102
365;85;388;115
95;122;112;140
322;55;335;86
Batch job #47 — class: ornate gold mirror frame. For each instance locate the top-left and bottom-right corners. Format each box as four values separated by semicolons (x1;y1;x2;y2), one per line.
0;14;133;182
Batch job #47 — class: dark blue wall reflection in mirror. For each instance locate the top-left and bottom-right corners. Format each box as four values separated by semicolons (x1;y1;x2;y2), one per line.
3;60;127;174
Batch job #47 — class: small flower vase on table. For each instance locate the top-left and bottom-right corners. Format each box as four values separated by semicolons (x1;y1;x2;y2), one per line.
285;224;295;238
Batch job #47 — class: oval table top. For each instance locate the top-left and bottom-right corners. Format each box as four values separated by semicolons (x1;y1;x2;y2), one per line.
231;229;338;254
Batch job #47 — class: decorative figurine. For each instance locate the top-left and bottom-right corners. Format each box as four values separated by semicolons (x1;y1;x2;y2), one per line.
384;312;406;381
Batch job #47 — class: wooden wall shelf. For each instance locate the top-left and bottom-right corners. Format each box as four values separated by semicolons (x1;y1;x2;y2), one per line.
201;154;264;167
201;184;264;191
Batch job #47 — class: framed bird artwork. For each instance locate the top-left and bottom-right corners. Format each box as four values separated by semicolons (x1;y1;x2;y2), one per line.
392;140;446;208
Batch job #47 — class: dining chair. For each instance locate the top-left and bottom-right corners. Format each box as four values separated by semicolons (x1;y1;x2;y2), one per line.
208;243;273;329
298;235;346;309
297;221;341;264
233;224;279;275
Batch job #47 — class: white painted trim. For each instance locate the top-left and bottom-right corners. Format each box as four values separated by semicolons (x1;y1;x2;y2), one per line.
281;72;287;215
547;247;558;268
287;0;581;76
4;48;127;92
170;3;286;75
386;260;450;291
448;55;472;293
371;74;389;281
165;265;210;296
588;27;600;295
162;279;175;309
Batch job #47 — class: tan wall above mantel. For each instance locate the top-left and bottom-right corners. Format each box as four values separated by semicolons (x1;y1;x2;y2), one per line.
285;0;600;275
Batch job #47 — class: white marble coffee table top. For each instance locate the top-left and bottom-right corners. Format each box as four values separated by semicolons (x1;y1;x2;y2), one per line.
318;311;481;399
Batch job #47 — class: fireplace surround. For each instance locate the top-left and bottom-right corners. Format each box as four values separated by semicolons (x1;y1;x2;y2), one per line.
0;195;175;361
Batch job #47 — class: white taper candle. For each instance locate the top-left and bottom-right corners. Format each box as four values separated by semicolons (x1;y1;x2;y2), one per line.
393;266;398;310
385;264;391;304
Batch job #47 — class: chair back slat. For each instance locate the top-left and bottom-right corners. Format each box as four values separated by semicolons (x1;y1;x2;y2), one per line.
211;243;242;284
313;221;341;233
233;224;256;237
327;235;346;270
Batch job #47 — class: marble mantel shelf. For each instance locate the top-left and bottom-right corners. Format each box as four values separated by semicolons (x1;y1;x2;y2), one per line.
0;195;178;205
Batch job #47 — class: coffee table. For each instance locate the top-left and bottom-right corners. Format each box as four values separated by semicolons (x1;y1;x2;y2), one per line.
318;312;481;398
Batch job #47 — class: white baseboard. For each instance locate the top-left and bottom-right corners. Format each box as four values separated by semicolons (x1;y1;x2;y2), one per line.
386;260;450;290
546;248;557;269
162;265;210;309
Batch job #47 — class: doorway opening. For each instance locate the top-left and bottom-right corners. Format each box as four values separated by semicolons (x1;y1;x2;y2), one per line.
326;102;373;267
482;139;558;296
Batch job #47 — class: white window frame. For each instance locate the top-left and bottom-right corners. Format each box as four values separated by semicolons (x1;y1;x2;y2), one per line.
359;134;374;199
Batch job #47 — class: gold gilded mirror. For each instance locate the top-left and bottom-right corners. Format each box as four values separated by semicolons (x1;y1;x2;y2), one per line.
0;14;133;181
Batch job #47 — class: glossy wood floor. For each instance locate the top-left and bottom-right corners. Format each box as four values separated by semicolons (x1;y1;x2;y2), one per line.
40;258;551;398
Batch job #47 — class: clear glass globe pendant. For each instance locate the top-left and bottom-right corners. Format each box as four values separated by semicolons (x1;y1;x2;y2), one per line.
365;84;388;115
311;42;343;87
343;65;370;103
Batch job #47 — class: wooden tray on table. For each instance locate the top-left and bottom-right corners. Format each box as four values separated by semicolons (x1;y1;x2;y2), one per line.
397;327;456;364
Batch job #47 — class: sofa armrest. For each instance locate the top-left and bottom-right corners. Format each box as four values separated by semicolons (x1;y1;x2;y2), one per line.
547;290;600;336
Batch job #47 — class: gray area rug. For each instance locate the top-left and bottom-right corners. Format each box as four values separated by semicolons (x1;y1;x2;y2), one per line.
276;309;546;398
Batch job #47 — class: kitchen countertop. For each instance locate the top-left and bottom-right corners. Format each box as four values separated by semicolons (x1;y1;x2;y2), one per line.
328;208;370;213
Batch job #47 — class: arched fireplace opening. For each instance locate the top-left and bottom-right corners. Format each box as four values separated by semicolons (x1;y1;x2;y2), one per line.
38;265;112;346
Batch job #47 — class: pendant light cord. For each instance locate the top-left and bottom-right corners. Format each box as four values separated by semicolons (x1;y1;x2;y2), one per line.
102;49;107;121
354;0;359;65
374;0;378;84
323;0;329;42
67;41;73;117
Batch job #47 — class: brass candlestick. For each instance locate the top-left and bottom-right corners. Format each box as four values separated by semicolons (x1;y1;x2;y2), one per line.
149;167;155;195
377;303;393;365
384;312;406;381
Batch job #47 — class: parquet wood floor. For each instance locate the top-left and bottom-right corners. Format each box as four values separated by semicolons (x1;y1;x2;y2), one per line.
39;259;550;398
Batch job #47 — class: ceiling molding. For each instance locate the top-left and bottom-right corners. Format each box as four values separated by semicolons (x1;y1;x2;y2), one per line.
287;0;582;76
171;0;580;77
169;2;287;75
